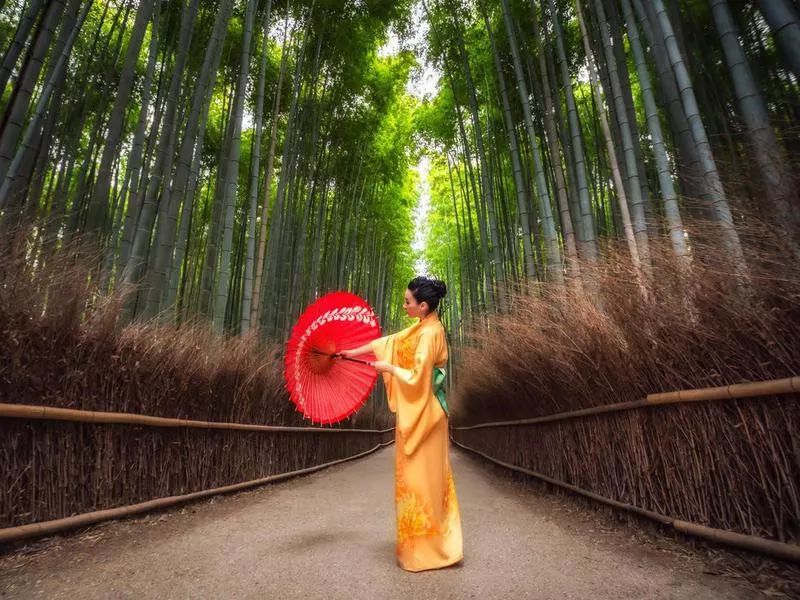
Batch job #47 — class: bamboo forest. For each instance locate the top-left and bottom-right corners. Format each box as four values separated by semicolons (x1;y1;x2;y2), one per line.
1;0;800;596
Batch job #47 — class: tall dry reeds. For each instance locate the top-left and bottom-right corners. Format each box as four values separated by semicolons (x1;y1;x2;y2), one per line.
451;224;800;544
453;226;800;423
0;241;393;529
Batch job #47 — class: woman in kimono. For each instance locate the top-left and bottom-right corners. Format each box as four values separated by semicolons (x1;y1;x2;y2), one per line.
340;276;463;572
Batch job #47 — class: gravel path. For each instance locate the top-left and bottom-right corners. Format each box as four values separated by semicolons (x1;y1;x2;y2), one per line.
0;447;759;599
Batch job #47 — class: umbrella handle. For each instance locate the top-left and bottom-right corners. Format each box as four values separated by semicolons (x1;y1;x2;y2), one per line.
334;354;374;367
309;348;374;367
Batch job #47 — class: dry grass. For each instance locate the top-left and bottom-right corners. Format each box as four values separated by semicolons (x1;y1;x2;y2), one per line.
0;238;392;528
451;222;800;544
453;224;800;423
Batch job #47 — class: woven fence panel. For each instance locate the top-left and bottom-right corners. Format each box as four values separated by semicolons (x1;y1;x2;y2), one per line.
453;396;800;543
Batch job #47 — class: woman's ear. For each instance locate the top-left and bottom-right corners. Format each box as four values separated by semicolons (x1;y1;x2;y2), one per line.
419;301;429;315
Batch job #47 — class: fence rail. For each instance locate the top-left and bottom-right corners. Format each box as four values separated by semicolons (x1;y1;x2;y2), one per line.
452;376;800;430
1;401;395;537
0;440;394;544
0;402;393;434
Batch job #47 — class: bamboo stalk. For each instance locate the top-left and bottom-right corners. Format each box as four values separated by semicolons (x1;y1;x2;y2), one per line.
647;377;800;403
453;377;800;430
0;403;394;434
452;439;800;563
0;440;394;544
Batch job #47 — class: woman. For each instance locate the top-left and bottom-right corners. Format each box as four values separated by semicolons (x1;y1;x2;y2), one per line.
340;276;463;572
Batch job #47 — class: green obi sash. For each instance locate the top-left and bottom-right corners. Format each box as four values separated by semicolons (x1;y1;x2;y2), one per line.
433;367;448;417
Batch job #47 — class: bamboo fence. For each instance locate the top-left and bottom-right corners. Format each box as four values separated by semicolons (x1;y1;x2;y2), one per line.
453;377;800;429
0;404;394;538
0;402;394;433
452;439;800;563
451;376;800;562
0;440;393;544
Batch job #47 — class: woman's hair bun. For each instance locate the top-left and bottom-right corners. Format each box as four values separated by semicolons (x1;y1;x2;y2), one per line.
408;276;448;311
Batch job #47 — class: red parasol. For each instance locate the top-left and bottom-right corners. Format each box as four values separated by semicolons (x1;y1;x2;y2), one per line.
284;292;381;424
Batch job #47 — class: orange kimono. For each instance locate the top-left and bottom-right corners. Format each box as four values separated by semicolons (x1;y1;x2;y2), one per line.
371;314;463;572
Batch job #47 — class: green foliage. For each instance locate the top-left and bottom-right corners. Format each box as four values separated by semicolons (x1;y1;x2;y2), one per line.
2;0;799;342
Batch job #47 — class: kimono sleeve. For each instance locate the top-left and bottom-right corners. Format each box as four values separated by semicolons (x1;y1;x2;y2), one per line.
370;332;397;362
392;327;445;456
370;332;399;413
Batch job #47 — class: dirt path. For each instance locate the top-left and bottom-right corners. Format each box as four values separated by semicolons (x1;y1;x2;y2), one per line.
0;448;760;599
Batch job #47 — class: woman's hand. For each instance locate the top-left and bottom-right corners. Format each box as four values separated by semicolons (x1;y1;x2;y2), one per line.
337;349;356;359
372;360;395;375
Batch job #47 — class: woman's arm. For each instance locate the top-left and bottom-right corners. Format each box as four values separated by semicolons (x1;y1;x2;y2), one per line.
372;360;397;375
338;343;373;358
340;345;398;374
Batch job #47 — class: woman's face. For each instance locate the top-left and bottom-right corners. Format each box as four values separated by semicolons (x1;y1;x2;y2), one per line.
403;289;428;319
